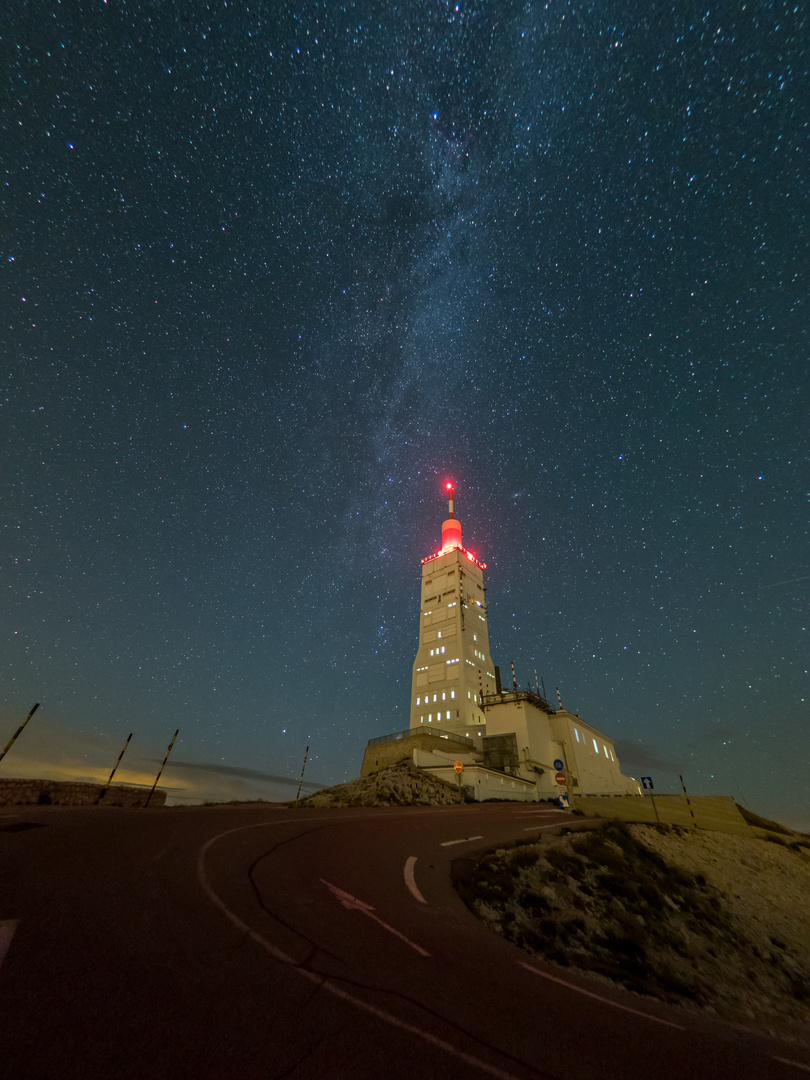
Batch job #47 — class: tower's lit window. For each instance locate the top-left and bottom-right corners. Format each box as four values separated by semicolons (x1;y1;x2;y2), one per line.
442;692;446;700
437;631;442;639
450;690;455;699
433;694;437;703
446;711;451;720
416;697;421;705
593;739;599;754
428;714;432;722
574;728;580;743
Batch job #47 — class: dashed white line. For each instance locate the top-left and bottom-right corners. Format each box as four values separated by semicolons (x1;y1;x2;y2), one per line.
404;856;427;903
0;920;19;971
440;835;484;847
517;962;686;1029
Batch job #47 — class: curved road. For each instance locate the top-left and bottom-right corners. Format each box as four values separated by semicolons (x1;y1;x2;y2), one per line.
0;802;807;1079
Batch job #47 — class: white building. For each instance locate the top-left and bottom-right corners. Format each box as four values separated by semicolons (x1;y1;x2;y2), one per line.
364;483;642;802
409;482;496;739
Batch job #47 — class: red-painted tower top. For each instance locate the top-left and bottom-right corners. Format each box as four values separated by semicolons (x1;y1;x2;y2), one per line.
422;479;486;569
441;479;462;553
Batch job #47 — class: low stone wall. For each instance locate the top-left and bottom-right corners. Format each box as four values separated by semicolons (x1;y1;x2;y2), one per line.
573;793;749;834
0;778;166;808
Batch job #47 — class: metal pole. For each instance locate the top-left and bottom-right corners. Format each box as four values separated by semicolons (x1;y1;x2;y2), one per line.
145;729;179;808
296;745;309;801
679;774;697;827
0;703;40;764
511;660;517;692
98;733;132;802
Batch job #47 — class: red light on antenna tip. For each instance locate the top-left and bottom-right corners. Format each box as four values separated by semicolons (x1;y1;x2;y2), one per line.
445;481;453;491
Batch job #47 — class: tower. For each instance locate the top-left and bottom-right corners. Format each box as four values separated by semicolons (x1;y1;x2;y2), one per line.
409;482;497;738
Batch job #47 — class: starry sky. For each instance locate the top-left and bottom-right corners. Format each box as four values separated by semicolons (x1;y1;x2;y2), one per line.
2;2;807;824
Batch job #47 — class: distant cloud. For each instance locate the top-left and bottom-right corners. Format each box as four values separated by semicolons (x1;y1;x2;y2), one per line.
613;739;678;772
162;759;322;791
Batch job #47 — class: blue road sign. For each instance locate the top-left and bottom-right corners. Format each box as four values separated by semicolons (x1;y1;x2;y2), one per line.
641;776;654;790
558;794;570;809
553;759;564;771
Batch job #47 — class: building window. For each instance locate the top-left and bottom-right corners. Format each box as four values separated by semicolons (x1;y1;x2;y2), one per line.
593;739;599;754
442;692;446;700
433;694;437;703
428;714;432;722
450;690;455;699
574;728;580;743
437;631;442;639
416;697;421;705
446;711;451;719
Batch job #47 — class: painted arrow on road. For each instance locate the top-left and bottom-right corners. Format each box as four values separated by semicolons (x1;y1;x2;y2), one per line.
320;880;430;957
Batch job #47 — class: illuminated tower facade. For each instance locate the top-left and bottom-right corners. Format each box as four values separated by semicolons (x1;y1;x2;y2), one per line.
409;482;497;739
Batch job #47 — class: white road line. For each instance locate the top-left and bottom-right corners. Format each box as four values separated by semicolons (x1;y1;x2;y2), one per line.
0;920;19;971
321;879;431;957
774;1057;810;1073
197;822;527;1080
440;835;484;847
517;962;686;1029
404;856;427;904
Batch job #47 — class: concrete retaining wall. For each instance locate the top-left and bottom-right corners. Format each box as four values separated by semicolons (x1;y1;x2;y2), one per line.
0;778;166;808
573;793;749;833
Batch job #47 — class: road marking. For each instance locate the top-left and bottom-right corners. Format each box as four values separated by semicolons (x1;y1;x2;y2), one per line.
440;835;483;847
523;823;568;832
774;1058;810;1073
404;856;427;904
321;879;431;957
517;962;686;1029
197;822;527;1080
0;920;19;971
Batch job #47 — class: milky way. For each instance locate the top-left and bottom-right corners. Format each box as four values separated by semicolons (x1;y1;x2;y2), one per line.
2;2;807;823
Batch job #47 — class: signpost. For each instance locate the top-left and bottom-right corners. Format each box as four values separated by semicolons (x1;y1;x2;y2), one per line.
454;760;463;793
641;776;660;823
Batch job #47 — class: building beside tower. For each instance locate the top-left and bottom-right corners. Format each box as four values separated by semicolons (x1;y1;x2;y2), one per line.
361;482;640;801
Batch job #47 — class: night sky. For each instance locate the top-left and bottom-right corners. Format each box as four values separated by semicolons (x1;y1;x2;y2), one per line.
2;2;807;825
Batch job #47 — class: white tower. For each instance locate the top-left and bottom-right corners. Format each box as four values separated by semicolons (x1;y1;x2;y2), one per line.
409;482;497;739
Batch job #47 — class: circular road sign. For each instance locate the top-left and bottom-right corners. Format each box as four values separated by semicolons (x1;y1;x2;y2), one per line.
553;758;564;771
554;771;567;785
454;761;464;774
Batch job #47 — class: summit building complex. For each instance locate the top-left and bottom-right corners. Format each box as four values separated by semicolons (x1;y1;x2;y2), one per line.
362;483;640;801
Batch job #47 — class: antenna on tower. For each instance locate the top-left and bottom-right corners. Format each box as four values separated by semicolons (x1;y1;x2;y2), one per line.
445;479;454;519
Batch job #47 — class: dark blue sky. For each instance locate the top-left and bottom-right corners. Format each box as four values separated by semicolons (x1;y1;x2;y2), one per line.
2;1;807;825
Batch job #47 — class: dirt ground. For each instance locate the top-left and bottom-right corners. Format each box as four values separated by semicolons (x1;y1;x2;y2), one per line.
457;821;810;1043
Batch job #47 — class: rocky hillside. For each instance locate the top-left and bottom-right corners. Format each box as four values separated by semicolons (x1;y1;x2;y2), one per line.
455;821;810;1041
295;760;465;807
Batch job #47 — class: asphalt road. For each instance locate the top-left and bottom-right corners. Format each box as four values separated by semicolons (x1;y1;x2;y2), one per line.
0;802;807;1079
